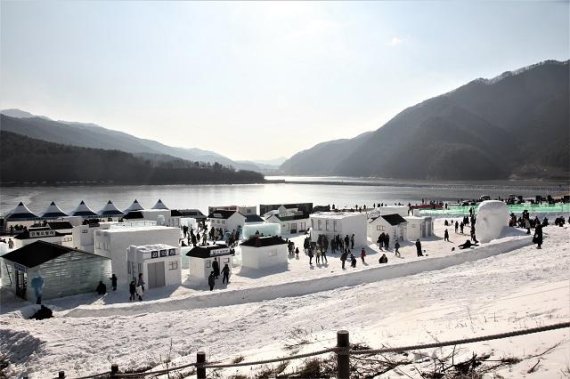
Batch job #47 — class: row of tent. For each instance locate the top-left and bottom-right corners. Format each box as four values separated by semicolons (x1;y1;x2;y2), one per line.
4;199;170;220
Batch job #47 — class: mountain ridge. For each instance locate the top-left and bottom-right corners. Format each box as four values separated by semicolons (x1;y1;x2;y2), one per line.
280;59;570;180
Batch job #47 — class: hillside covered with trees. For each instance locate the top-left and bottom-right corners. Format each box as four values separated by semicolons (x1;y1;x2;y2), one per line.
0;132;265;186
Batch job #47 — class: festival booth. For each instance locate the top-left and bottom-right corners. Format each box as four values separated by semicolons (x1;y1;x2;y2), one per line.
93;225;180;286
367;214;407;245
0;240;111;300
127;244;181;289
309;212;367;248
240;234;288;271
403;216;434;241
41;202;68;219
186;244;234;282
98;201;124;222
4;202;39;231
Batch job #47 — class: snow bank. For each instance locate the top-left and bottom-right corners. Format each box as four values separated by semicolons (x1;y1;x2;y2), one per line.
476;200;509;243
66;235;531;318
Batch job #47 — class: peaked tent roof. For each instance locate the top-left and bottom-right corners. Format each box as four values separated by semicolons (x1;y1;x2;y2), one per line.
42;201;68;218
72;201;98;217
2;240;109;268
6;202;38;220
152;199;169;210
99;200;124;216
124;199;144;213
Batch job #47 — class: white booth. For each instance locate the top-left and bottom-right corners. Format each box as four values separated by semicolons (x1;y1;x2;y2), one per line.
404;216;434;240
240;236;288;271
186;244;234;282
310;212;367;248
127;244;181;289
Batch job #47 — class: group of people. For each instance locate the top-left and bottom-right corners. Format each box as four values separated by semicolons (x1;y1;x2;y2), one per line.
376;232;390;249
208;262;231;291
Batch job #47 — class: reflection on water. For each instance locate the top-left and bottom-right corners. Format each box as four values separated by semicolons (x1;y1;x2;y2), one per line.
1;177;567;216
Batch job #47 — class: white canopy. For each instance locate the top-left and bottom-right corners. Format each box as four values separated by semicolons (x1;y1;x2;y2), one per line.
99;200;124;217
6;202;38;220
152;199;169;210
72;201;98;217
42;201;68;218
124;199;144;213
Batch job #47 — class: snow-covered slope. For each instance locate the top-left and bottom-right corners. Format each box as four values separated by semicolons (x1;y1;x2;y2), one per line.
1;220;568;378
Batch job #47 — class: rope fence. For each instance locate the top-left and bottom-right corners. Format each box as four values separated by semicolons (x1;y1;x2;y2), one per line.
41;321;569;379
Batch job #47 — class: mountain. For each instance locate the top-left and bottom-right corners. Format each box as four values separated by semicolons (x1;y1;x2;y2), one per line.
280;60;570;180
0;131;265;186
0;113;261;171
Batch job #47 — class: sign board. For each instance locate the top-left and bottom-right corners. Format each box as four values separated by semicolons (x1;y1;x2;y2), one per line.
210;248;231;257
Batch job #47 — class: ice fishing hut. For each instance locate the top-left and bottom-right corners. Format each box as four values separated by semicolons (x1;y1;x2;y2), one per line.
186;244;234;281
127;244;181;289
367;214;407;245
0;240;111;300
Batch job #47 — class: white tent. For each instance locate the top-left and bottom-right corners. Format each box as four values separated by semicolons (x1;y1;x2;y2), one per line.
72;201;98;217
6;202;38;220
99;201;123;217
152;199;169;210
42;201;68;218
124;199;144;213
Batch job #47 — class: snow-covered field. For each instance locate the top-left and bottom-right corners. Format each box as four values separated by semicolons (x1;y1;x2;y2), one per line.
1;218;569;378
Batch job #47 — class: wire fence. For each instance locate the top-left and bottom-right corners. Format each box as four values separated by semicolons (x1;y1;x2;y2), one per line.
40;321;569;379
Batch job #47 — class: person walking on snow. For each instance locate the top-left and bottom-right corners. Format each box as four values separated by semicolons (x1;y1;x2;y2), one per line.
444;229;449;242
129;279;136;301
533;223;543;249
360;248;366;264
222;264;230;284
350;253;357;268
340;250;348;269
351;234;355;249
110;274;117;291
394;241;401;257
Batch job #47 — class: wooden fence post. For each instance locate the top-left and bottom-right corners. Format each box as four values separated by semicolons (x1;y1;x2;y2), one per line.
197;351;206;379
110;363;119;378
336;330;350;379
58;371;65;378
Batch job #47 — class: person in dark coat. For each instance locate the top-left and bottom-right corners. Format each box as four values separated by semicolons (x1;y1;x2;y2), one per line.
208;271;216;291
360;248;366;264
340;251;348;269
129;279;136;301
222;264;230;284
533;223;543;249
350;234;355;249
212;260;220;279
444;229;449;242
350;253;357;268
454;221;459;233
379;253;388;264
96;281;107;295
110;274;118;291
384;234;390;249
459;239;478;249
415;239;423;256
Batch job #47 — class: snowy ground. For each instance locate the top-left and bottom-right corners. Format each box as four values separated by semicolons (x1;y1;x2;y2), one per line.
1;218;569;378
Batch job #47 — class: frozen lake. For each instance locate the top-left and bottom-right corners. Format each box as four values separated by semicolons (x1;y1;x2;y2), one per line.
0;176;567;216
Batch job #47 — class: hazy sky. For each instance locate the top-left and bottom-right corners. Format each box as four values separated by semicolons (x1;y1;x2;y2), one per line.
1;1;568;161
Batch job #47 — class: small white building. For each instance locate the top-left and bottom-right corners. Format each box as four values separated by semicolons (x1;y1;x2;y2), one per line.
12;225;74;249
72;221;112;253
93;225;180;286
368;214;407;245
127;244;181;289
240;236;288;271
1;240;111;300
208;210;247;234
208;205;257;216
186;244;234;282
404;216;434;241
310;212;367;248
264;214;309;234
